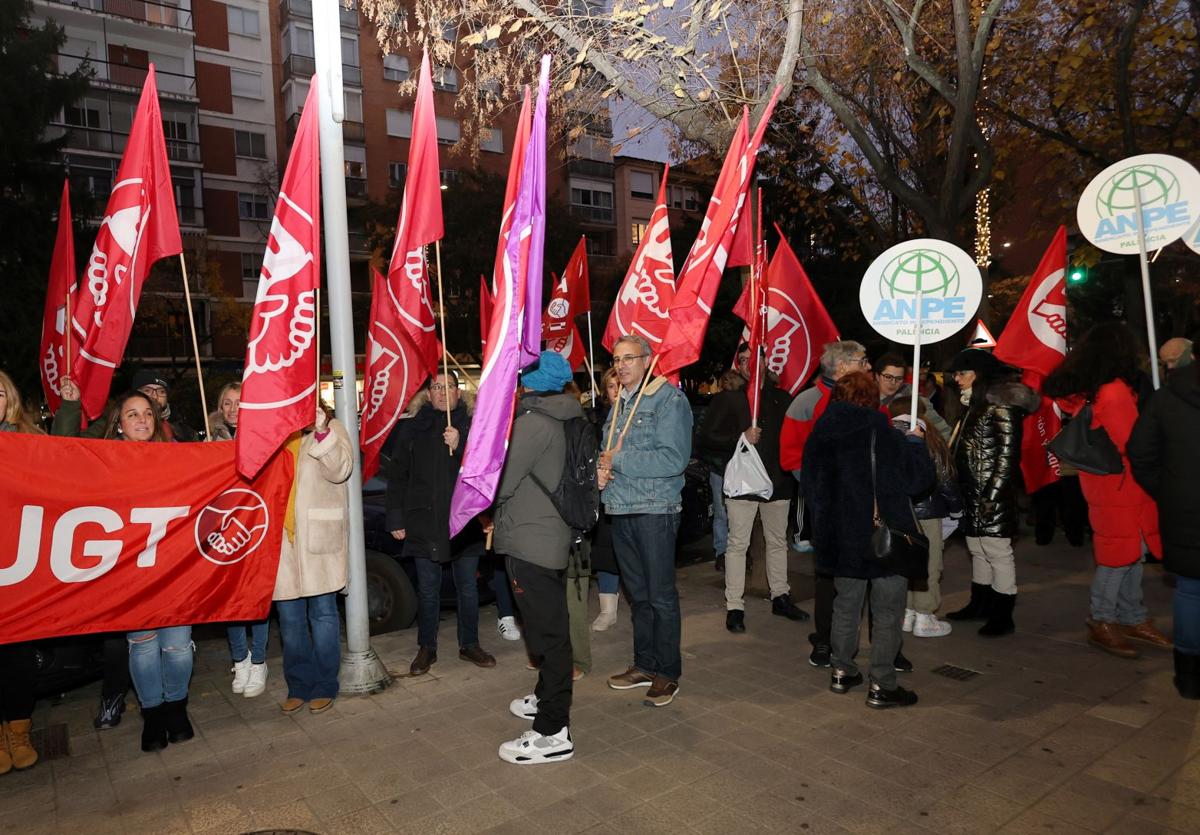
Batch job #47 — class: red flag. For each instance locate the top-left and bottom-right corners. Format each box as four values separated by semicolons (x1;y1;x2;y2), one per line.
479;274;494;352
603;167;675;352
563;236;590;314
384;52;444;377
658;88;780;376
70;66;182;418
236;79;321;479
360;268;428;481
543;271;586;371
995;226;1069;492
40;181;77;413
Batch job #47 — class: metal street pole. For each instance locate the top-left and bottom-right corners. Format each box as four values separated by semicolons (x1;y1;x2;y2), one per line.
312;0;390;694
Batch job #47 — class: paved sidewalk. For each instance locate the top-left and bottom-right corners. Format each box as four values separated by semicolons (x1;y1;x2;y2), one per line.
2;536;1198;834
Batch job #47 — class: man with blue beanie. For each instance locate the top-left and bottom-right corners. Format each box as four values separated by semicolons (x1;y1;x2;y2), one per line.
495;351;584;764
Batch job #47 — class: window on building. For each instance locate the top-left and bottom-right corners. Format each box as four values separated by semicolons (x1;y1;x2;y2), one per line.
72;163;112;198
231;69;263;99
238;192;270;221
234;130;267;159
631;221;648;247
386;108;412;138
440;169;462;188
64;102;102;129
433;65;459;92
669;185;701;210
629;171;655;200
383;53;410;82
343;89;363;122
341;33;359;67
435;116;460;144
585;232;615;257
479;127;503;154
241;251;263;298
570;184;614;221
162;118;189;141
388;162;407;188
173;172;198;218
227;5;259;37
344;144;366;179
285;24;315;58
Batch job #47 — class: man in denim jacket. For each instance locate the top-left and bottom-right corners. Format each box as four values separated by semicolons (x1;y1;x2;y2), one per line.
598;335;692;707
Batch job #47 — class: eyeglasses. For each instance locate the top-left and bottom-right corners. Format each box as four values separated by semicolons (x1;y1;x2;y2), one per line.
429;383;453;392
878;373;905;384
612;354;646;366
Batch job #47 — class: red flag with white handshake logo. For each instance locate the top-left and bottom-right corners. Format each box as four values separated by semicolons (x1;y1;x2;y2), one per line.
762;229;840;395
70;66;182;419
236;79;321;480
543;238;588;370
40;181;77;414
603;167;675;353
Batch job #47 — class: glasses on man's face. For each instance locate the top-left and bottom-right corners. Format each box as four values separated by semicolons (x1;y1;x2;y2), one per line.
429;384;452;392
879;373;905;384
613;354;646;366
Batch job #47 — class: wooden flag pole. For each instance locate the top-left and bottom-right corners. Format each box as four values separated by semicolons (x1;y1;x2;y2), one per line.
585;310;597;405
433;240;453;441
314;286;322;411
605;379;622;451
64;290;73;379
444;350;479;391
178;253;211;438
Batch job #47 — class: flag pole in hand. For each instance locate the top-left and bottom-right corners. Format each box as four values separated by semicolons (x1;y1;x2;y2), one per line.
434;240;453;440
178;252;211;438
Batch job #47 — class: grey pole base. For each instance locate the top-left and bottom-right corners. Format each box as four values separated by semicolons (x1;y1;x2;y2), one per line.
338;649;392;695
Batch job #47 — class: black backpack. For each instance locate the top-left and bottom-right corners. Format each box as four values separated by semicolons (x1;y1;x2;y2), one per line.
531;415;600;539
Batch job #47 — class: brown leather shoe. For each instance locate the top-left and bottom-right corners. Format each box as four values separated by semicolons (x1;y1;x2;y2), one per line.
309;697;334;714
1120;620;1173;648
410;647;437;676
643;676;680;707
458;645;497;668
607;666;654;690
1087;619;1140;659
281;697;305;713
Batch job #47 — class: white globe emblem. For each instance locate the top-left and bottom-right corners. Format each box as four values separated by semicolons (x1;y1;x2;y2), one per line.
194;488;270;566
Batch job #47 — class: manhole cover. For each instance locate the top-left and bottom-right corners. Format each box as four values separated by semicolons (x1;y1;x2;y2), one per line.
30;723;70;761
930;664;982;681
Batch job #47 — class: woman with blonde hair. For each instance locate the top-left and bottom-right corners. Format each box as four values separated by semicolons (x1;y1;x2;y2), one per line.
209;382;240;441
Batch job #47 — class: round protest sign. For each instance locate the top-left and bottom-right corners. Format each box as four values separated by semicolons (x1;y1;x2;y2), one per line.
1077;153;1200;255
859;239;983;346
1184;217;1200;256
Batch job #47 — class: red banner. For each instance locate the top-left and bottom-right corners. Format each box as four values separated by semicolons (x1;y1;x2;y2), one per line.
40;181;77;415
0;435;293;644
542;239;589;370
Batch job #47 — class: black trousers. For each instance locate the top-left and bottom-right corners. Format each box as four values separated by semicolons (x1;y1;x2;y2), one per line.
1033;478;1088;544
101;635;131;699
0;643;36;721
813;573;835;646
506;556;572;736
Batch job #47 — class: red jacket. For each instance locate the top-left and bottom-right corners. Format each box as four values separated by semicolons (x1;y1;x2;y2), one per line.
780;377;833;472
1058;381;1161;567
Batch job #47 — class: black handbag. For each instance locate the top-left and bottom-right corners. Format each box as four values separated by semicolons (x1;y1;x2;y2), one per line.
869;431;930;581
1047;403;1124;475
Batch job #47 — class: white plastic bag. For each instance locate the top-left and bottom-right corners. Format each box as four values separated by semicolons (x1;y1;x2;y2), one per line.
723;433;773;501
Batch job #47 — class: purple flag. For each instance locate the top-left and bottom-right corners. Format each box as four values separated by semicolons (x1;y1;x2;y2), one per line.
448;57;550;537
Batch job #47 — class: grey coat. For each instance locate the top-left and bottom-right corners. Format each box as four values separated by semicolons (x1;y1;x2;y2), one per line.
494;392;584;570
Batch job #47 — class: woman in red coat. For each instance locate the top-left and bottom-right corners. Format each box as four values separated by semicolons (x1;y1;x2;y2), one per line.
1045;323;1170;659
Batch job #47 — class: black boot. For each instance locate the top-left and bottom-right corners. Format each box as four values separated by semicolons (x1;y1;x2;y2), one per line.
1175;651;1200;700
140;705;168;753
163;698;194;744
978;592;1016;637
946;582;992;621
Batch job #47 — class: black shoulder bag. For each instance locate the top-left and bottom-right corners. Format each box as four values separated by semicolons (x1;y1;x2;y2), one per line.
869;431;930;581
1046;403;1123;475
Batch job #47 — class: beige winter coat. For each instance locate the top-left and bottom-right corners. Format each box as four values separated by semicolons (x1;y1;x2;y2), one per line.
273;419;355;601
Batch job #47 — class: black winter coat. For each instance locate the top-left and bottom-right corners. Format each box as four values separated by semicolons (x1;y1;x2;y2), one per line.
384;403;482;562
951;382;1037;538
1128;368;1200;578
801;401;935;579
696;383;794;501
913;455;963;521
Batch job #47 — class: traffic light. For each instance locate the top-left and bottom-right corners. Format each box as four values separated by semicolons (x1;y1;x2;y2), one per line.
1067;265;1088;285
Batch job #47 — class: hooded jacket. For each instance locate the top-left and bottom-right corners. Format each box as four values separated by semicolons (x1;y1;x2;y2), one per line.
384;401;481;563
696;381;793;501
951;381;1038;538
801;401;935;579
1128;370;1199;576
494;392;584;570
602;377;692;515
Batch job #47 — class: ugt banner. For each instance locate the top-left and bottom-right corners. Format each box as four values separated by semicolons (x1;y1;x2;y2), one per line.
0;435;294;644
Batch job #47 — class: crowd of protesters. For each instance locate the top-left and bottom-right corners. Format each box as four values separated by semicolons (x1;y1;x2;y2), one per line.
1;325;1197;773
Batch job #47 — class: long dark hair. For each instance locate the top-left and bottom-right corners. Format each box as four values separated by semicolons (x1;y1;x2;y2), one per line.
103;391;168;442
1043;322;1142;401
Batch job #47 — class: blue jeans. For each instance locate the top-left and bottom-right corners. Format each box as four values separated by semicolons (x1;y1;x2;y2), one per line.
491;558;515;619
227;619;270;664
1090;561;1148;624
276;593;341;700
611;513;682;681
415;555;480;650
127;626;193;709
1176;576;1200;656
709;470;728;555
597;570;620;595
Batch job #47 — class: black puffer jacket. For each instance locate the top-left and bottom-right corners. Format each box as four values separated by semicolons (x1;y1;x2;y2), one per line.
913;456;962;521
1128;367;1200;578
951;381;1038;538
384;402;482;562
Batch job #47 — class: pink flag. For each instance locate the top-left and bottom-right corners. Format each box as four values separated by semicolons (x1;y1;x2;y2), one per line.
449;57;549;537
236;79;321;479
40;181;77;414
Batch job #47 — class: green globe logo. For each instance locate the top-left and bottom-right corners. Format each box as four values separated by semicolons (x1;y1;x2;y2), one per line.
1096;164;1180;217
879;248;960;299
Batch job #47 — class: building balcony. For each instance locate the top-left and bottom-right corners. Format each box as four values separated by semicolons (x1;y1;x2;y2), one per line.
58;53;197;102
279;0;359;28
348;230;371;258
285;112;364;142
40;0;194;32
567;158;614;180
48;123;202;164
282;53;360;89
570;204;615;225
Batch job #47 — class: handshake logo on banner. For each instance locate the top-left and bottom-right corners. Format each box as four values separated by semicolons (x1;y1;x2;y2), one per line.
860;239;982;346
195;489;271;566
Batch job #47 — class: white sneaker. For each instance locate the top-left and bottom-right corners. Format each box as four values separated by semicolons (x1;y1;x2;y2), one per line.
498;726;573;764
792;538;814;553
497;617;522;641
509;694;538;720
913;613;952;638
243;662;268;698
902;608;916;633
231;657;252;694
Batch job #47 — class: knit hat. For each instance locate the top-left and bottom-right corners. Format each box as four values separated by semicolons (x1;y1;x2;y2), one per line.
520;351;573;393
948;348;1006;378
132;369;169;391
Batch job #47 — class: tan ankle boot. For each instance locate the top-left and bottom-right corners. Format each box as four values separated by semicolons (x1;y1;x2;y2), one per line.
4;720;38;770
0;724;12;775
1086;619;1140;659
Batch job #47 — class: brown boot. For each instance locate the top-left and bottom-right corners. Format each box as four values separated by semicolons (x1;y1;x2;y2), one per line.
410;647;437;676
1086;619;1140;659
1120;620;1173;648
4;720;38;770
0;724;11;775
